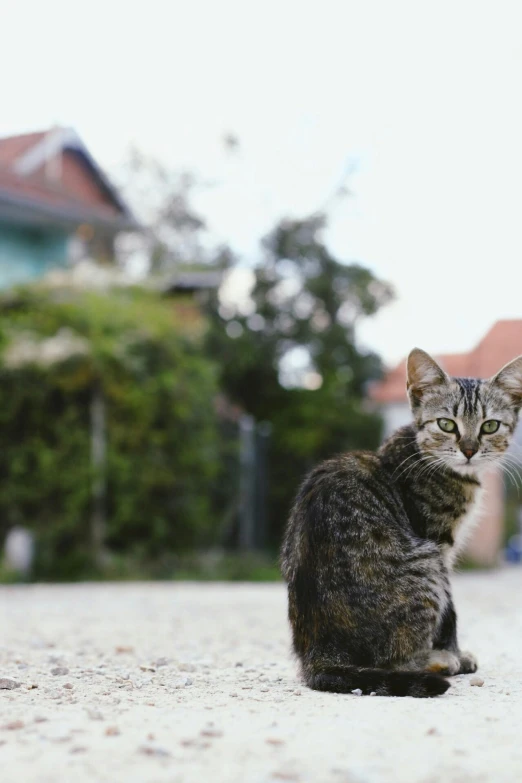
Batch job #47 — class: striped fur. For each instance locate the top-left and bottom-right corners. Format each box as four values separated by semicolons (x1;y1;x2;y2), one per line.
281;349;522;697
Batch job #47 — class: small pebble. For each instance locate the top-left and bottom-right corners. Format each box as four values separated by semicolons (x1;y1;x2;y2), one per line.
470;676;484;687
0;678;20;690
201;729;223;738
4;720;24;731
139;744;171;758
105;726;120;736
63;683;74;690
115;646;134;654
51;667;69;677
351;688;363;696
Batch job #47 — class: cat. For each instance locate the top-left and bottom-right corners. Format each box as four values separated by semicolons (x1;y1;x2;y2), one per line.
280;348;522;697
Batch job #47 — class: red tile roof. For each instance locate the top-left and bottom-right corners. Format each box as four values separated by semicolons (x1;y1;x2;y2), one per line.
0;131;46;167
369;320;522;404
0;165;117;221
0;128;136;230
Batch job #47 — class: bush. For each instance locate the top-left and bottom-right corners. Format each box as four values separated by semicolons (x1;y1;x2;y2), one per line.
0;286;223;579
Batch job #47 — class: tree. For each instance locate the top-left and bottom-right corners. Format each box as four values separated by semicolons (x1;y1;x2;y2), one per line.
206;213;393;544
118;148;210;274
119;148;394;549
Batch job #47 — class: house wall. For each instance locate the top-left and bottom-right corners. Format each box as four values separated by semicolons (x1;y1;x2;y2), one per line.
381;402;412;438
0;224;69;288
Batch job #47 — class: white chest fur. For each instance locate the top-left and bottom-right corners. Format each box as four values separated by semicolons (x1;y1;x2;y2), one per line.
444;484;486;569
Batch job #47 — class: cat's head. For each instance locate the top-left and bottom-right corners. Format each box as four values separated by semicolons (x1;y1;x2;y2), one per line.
406;348;522;475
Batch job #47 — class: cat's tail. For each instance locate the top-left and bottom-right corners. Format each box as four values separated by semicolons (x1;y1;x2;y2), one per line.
307;666;450;698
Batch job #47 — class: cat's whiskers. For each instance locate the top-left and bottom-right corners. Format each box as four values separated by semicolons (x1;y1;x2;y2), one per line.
499;455;522;495
391;451;426;480
393;453;433;482
418;456;449;483
501;452;522;472
397;454;444;483
476;451;522;496
505;443;522;466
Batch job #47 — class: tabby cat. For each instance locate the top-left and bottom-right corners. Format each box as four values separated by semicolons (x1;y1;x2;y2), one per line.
281;348;522;697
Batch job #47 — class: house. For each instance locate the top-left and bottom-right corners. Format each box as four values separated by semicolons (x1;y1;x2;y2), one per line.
0;127;139;288
369;320;522;566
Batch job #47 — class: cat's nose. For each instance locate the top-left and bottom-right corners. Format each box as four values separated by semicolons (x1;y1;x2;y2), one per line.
460;443;478;460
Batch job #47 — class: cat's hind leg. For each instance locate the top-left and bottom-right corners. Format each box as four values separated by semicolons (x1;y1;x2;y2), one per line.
383;546;460;676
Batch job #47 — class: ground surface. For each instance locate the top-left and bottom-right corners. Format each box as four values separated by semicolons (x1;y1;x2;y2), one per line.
1;570;521;783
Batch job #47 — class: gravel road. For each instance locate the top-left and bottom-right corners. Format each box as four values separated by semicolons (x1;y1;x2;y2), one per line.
1;569;521;783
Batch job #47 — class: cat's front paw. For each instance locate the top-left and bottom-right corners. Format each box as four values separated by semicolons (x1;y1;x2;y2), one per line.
425;649;460;676
458;651;478;674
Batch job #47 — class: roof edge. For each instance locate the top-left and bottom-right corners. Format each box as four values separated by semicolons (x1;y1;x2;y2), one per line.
7;127;140;228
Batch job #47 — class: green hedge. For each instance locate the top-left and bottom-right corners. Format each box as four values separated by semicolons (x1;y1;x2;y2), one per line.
0;286;223;579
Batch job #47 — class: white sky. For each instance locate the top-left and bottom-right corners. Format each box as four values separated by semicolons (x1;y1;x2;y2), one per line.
2;0;522;366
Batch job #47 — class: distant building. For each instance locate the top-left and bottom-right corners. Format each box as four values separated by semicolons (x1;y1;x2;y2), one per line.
0;127;139;288
369;320;522;565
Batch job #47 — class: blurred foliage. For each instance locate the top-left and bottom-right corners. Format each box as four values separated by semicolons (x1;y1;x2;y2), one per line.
206;214;393;542
0;286;225;579
170;550;281;581
0;153;394;582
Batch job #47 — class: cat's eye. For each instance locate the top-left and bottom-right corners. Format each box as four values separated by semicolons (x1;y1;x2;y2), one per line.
481;420;500;434
437;418;457;433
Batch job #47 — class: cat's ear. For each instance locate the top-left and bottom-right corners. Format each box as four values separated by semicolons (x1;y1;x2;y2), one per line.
407;348;448;405
489;355;522;406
